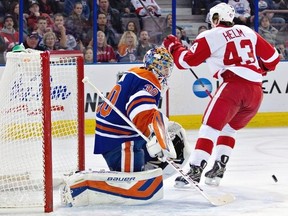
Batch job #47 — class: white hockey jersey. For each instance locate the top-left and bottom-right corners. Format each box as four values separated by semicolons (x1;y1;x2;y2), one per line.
172;24;280;82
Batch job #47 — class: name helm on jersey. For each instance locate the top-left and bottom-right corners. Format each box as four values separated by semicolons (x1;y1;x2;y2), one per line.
143;47;174;88
209;3;235;27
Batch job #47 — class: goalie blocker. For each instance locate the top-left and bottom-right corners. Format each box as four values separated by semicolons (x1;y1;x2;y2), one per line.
60;121;191;206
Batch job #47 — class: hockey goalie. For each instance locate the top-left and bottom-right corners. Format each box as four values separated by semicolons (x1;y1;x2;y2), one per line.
60;47;191;206
60;120;190;207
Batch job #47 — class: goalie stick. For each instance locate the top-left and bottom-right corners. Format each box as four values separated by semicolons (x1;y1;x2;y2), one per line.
82;76;235;206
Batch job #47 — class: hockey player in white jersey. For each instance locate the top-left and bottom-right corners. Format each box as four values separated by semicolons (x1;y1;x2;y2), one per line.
163;3;280;187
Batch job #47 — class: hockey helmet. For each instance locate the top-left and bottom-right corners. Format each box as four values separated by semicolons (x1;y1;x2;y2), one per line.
143;47;174;85
209;3;235;25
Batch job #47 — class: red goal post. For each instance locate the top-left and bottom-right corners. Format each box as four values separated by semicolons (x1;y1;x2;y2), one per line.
0;50;85;212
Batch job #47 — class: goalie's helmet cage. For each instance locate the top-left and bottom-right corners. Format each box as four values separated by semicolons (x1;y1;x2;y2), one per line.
209;3;235;24
143;47;174;86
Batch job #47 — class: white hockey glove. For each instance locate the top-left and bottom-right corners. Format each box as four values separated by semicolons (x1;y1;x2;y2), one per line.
146;134;176;162
145;121;191;179
146;135;164;158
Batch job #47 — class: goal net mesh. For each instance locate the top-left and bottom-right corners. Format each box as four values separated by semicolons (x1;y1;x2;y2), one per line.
0;50;84;209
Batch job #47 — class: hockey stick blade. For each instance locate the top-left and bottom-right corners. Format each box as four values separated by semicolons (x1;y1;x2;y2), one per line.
166;159;235;206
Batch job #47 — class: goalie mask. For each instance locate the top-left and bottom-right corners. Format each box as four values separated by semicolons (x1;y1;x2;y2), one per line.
145;121;191;179
143;47;174;88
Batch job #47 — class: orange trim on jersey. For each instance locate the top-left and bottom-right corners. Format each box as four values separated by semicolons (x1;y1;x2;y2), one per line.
123;141;132;172
70;175;163;199
97;124;133;135
129;67;161;89
152;111;167;149
126;97;156;115
132;109;156;137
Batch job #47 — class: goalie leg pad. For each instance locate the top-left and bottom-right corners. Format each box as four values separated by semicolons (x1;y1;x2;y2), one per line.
60;168;163;206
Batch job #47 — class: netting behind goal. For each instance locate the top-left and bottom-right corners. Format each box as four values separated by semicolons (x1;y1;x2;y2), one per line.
0;50;85;212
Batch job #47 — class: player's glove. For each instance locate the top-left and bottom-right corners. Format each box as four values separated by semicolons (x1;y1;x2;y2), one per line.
146;135;165;159
163;34;183;54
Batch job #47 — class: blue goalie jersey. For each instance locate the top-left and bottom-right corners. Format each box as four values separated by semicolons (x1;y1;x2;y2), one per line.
94;67;162;154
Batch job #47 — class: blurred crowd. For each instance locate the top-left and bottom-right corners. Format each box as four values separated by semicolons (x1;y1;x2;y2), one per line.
1;0;288;64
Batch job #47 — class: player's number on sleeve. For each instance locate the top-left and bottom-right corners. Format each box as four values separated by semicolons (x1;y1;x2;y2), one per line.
223;39;255;66
99;84;121;117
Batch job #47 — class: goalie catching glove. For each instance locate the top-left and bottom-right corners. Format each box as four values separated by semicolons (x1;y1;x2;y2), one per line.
146;121;191;179
146;134;176;160
146;111;177;161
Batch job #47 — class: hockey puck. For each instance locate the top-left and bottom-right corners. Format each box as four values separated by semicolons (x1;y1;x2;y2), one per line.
272;175;278;182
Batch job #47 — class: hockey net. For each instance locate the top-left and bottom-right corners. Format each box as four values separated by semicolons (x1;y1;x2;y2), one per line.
0;50;85;212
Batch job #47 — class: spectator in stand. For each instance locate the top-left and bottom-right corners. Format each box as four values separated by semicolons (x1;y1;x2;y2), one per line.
65;1;90;48
136;30;156;61
42;31;59;50
161;13;184;42
0;14;19;54
131;0;161;17
64;0;90;21
258;0;286;30
84;46;93;63
94;30;116;63
125;20;139;36
161;13;173;41
8;2;28;34
176;27;190;49
109;0;137;18
37;0;55;17
52;13;68;49
258;15;278;46
198;25;208;35
273;0;288;29
26;0;54;32
34;16;51;45
97;0;123;35
178;26;191;45
97;12;118;49
23;31;47;50
1;1;19;25
228;0;252;26
116;31;138;63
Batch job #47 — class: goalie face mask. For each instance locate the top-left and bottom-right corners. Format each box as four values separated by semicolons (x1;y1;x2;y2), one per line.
143;47;174;88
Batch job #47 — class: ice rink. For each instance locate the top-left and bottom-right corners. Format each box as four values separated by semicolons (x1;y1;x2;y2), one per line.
1;127;288;216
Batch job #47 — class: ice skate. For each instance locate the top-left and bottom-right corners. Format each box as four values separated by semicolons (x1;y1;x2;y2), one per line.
205;155;229;186
174;160;207;188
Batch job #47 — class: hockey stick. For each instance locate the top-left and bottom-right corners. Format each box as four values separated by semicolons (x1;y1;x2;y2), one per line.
82;76;235;206
189;68;213;98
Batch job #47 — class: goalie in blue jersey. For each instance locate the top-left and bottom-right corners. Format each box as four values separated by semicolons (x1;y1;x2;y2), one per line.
60;47;191;207
95;47;190;174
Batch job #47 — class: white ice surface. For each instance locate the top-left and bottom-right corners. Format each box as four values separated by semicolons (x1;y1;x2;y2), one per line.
1;127;288;216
